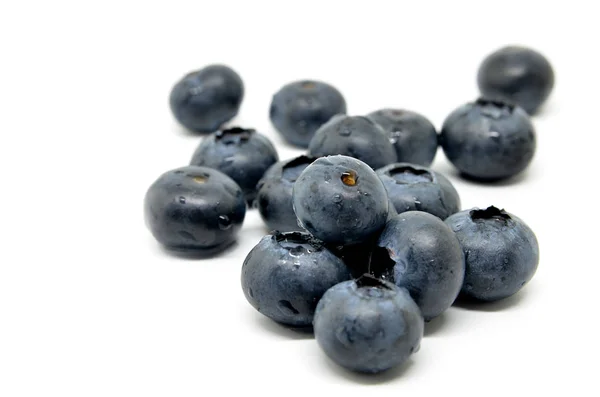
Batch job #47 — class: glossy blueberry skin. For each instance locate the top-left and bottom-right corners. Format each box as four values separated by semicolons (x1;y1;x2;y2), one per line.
367;109;438;166
241;232;351;327
477;46;554;115
314;276;423;374
445;206;539;302
190;127;278;205
308;115;397;169
169;65;244;133
256;155;316;232
376;163;460;219
270;80;347;148
377;212;465;320
440;98;536;181
144;166;246;253
293;155;389;245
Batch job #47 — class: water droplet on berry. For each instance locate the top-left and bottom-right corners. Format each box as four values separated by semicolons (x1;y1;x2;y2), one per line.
179;196;186;204
339;128;352;136
389;130;403;144
218;215;232;230
332;194;342;203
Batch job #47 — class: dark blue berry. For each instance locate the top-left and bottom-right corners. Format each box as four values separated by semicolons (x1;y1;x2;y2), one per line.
144;166;246;253
308;115;397;169
314;275;423;374
293;155;389;245
445;206;539;302
241;232;351;327
440;98;536;181
477;46;554;115
169;65;244;133
376;163;461;219
376;211;465;320
270;80;347;148
367;109;438;166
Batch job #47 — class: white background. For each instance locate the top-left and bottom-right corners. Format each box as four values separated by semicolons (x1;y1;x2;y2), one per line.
1;1;598;396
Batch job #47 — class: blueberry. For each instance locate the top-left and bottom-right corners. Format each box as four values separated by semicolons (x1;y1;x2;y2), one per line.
241;232;351;327
445;206;539;302
144;166;246;253
313;275;423;374
367;109;438;166
376;211;465;320
270;80;347;148
293;155;389;245
256;155;316;232
477;46;554;115
169;65;244;133
376;163;460;219
440;98;536;181
308;115;397;169
190;127;279;205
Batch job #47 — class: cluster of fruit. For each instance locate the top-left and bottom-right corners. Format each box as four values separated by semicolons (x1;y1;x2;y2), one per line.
144;45;551;375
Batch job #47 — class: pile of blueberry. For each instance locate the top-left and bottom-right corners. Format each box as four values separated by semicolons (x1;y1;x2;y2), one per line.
144;45;551;374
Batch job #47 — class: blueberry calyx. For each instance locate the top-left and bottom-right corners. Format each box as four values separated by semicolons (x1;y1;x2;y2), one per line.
475;97;515;112
341;170;359;186
355;274;392;290
470;206;512;222
385;165;434;184
272;231;324;249
215;127;255;141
